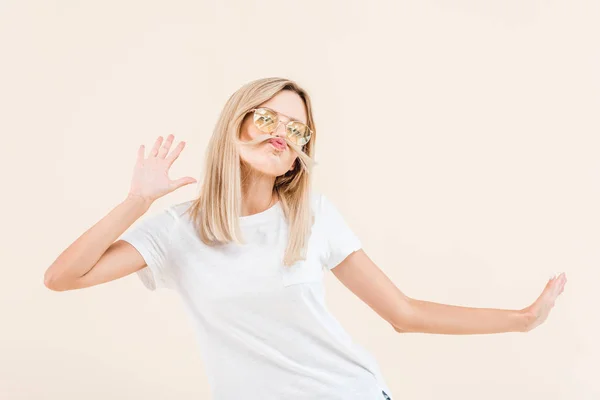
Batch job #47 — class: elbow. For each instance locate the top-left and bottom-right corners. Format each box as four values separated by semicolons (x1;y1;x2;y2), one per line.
43;272;62;291
392;321;417;334
43;266;69;292
390;297;420;333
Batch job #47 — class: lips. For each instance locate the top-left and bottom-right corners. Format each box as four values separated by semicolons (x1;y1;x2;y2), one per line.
269;138;287;150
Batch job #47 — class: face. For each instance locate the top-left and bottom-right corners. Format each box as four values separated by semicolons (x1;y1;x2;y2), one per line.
239;90;308;178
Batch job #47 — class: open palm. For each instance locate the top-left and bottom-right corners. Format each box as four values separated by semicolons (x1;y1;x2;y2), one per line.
521;272;567;332
128;134;197;203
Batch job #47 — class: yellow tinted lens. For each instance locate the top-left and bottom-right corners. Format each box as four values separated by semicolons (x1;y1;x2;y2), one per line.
253;108;278;133
286;121;311;146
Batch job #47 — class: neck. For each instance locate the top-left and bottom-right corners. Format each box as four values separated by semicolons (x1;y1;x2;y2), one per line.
240;169;277;217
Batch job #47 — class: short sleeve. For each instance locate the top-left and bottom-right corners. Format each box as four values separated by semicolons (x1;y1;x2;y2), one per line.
317;194;363;270
119;207;178;291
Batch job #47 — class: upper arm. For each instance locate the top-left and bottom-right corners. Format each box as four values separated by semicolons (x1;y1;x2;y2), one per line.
316;193;363;271
314;193;413;330
70;240;147;290
70;207;178;291
331;249;413;331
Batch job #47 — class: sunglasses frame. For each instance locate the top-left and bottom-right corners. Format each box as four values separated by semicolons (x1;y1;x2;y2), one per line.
248;107;313;146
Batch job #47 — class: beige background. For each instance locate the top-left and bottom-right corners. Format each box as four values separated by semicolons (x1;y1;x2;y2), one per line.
1;1;598;399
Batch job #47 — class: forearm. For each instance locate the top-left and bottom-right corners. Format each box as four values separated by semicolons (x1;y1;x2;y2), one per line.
397;297;532;335
44;195;152;285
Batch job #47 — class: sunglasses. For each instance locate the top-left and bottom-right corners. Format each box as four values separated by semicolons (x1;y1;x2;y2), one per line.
249;107;312;146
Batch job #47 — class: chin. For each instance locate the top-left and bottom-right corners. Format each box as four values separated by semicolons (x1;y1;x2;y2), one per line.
243;162;290;177
241;148;295;177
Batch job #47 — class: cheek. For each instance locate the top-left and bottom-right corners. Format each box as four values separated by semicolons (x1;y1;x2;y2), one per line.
240;118;258;141
239;127;250;141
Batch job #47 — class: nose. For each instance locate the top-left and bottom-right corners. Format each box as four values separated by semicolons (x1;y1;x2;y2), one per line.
272;120;287;138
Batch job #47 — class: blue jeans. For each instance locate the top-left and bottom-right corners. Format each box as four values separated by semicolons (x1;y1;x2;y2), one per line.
382;389;391;399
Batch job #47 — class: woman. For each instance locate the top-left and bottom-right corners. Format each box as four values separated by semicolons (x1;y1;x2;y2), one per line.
44;77;567;399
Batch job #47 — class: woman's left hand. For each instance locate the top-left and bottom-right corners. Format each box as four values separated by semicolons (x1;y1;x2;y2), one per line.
520;272;567;332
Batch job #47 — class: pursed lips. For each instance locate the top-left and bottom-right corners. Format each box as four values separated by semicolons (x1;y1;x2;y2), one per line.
269;138;287;150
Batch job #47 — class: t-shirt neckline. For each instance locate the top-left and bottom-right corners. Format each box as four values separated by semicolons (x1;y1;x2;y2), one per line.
239;200;282;226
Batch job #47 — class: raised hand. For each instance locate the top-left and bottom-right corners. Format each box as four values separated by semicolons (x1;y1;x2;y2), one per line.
521;272;567;332
127;134;197;204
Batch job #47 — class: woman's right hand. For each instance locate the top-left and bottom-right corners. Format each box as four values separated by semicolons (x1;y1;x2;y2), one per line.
127;134;197;204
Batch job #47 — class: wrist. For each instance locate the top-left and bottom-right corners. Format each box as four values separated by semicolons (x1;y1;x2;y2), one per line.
124;193;154;209
516;308;536;333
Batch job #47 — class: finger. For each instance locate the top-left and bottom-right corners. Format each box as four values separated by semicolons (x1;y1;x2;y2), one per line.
558;272;566;280
170;176;197;190
137;144;145;162
558;276;567;293
165;140;186;167
158;134;175;159
551;277;566;297
540;275;561;301
554;273;567;289
150;136;164;157
552;273;561;283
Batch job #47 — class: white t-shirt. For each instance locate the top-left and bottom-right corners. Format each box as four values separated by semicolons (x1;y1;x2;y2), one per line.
120;191;394;400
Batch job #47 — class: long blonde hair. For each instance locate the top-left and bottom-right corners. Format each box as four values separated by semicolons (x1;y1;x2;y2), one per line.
187;77;317;266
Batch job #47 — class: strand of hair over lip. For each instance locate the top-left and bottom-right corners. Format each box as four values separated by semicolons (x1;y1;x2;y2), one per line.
234;133;317;173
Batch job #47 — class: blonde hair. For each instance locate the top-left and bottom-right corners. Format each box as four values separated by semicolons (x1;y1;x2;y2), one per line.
187;77;317;266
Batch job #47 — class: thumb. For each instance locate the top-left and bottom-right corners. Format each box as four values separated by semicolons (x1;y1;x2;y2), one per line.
171;176;197;190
